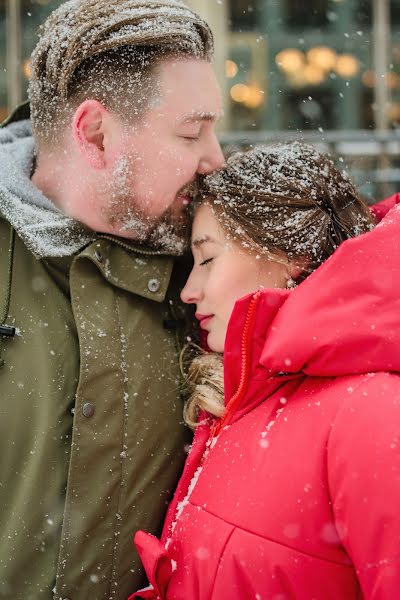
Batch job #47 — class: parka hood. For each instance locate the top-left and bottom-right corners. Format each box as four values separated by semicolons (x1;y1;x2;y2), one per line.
0;114;94;258
224;205;400;407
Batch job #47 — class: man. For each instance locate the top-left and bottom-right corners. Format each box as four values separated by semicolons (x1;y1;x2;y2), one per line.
0;0;224;598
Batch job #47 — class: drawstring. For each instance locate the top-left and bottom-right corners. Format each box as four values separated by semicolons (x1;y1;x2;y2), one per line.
0;224;16;367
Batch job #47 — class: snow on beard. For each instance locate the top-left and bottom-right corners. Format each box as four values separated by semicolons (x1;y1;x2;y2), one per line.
102;152;191;254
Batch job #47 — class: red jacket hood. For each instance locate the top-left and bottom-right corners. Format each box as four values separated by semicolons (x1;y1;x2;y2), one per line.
371;191;400;219
224;204;400;408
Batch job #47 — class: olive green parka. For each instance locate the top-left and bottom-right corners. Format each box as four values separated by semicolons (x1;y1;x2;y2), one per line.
0;105;192;600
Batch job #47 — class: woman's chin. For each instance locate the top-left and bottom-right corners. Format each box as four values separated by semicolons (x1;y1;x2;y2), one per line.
206;332;224;354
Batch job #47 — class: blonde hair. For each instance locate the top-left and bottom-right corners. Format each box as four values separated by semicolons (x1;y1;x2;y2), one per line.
182;347;224;429
184;143;375;428
28;0;213;148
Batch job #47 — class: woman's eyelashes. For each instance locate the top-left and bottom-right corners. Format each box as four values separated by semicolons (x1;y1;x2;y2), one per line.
199;257;214;266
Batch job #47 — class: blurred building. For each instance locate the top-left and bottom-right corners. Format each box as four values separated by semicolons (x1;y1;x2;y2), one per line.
188;0;400;199
185;0;400;131
1;0;400;197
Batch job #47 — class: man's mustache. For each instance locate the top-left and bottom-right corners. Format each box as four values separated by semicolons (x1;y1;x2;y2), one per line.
178;177;204;200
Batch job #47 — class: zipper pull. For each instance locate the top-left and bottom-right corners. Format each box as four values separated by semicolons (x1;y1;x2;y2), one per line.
209;418;222;439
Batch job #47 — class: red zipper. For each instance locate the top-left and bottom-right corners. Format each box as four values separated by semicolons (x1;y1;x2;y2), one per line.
210;291;262;438
167;291;262;535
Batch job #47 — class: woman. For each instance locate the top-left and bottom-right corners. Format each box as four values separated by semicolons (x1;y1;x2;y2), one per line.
130;143;400;599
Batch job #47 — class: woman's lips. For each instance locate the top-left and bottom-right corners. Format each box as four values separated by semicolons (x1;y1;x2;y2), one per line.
195;313;213;329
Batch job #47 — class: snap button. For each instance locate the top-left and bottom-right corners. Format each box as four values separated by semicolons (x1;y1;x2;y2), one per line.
82;402;95;418
148;278;161;293
94;250;104;263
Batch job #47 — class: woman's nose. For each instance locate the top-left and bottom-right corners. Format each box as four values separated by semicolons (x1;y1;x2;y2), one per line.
181;276;202;305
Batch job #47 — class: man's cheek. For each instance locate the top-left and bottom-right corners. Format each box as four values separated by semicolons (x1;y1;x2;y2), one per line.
159;144;189;169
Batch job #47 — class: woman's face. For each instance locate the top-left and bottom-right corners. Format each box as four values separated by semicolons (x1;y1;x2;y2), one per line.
181;203;291;352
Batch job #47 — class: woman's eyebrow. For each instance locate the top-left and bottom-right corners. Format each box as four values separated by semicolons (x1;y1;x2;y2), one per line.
191;235;217;249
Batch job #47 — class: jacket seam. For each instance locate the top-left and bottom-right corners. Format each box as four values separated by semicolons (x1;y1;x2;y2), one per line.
325;372;389;553
209;527;236;598
313;375;372;532
55;264;83;595
325;374;372;490
189;500;353;568
108;290;130;597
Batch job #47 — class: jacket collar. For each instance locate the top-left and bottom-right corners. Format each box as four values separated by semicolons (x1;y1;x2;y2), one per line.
75;238;174;302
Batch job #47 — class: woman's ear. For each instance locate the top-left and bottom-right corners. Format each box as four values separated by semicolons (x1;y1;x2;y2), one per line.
288;256;310;281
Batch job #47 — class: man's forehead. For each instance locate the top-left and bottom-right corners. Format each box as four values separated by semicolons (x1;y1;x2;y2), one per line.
156;59;223;120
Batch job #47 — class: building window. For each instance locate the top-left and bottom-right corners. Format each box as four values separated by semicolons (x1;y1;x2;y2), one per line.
285;0;330;29
0;3;6;120
229;0;258;31
284;88;335;130
355;0;372;26
392;0;400;25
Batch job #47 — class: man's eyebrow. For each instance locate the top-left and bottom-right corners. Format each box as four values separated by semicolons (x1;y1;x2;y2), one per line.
178;110;223;125
191;235;217;248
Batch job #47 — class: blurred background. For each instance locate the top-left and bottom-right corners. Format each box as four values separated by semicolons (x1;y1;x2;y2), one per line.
1;0;399;200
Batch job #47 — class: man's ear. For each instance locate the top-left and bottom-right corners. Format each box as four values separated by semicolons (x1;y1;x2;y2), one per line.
72;100;109;169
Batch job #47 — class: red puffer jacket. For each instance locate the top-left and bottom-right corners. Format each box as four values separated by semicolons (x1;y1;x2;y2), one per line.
130;202;400;600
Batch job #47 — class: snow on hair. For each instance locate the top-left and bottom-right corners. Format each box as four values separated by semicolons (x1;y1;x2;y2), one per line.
184;143;375;428
28;0;213;146
199;142;375;275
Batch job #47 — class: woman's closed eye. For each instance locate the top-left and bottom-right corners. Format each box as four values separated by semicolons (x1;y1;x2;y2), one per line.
199;257;214;266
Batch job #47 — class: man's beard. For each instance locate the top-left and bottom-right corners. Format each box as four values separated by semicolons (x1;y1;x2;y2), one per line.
112;202;191;254
104;192;192;255
101;157;192;254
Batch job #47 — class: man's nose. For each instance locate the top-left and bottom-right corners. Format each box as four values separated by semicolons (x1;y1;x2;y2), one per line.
197;136;225;175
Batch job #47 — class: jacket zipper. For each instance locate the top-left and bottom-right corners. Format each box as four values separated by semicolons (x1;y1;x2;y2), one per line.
98;234;175;257
210;291;262;438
